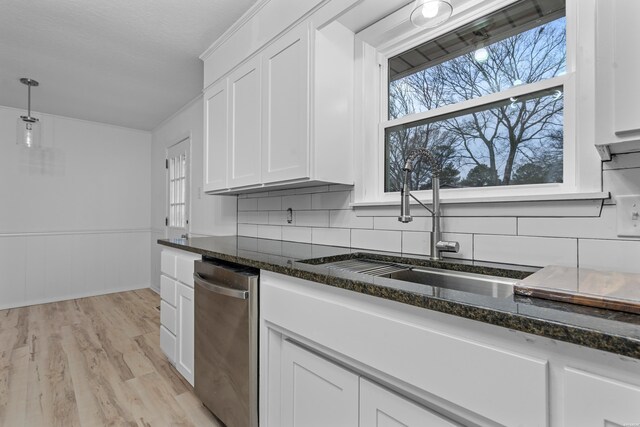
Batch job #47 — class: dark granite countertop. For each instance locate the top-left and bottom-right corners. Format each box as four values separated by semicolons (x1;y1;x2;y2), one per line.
158;236;640;360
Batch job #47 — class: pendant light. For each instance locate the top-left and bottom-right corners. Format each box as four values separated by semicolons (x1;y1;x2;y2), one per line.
410;0;453;28
16;78;41;148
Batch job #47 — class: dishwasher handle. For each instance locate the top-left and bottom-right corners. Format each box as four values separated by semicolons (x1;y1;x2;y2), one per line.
193;273;249;300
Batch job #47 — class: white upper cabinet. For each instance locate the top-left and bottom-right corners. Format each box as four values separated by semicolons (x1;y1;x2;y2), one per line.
203;19;354;194
203;80;228;192
229;57;262;189
261;23;310;184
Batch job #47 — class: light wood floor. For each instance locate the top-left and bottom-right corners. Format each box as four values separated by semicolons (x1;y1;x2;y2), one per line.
0;289;222;427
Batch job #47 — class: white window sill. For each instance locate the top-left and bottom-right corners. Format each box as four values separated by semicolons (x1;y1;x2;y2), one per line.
350;192;610;218
350;191;610;208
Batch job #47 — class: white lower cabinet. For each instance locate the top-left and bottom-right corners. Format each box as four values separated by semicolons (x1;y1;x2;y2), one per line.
159;249;199;386
360;379;460;427
260;271;640;427
175;282;195;385
564;367;640;426
160;325;176;363
281;339;359;427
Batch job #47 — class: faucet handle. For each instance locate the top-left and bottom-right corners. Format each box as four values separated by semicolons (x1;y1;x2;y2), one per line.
436;240;459;253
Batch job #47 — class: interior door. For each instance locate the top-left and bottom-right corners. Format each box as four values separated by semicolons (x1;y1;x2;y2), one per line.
166;138;190;239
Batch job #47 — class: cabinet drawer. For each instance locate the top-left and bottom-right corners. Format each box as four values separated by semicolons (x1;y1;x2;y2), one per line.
176;256;195;287
161;301;177;335
160;325;176;363
161;251;177;278
160;275;177;306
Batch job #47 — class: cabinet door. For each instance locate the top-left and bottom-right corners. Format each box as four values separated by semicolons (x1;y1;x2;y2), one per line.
229;57;262;188
360;379;460;427
261;23;310;183
176;282;195;386
565;367;640;426
281;339;358;427
203;80;228;192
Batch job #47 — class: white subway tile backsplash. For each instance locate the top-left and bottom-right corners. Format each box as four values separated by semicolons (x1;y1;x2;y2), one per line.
268;211;289;225
295;210;330;227
442;217;516;235
330;210;373;229
402;231;431;256
374;216;431;232
351;229;402;253
579;239;640;274
258;239;282;255
234;173;639;275
312;228;351;247
258;197;282;211
311;191;352;210
245;211;269;225
257;225;282;240
474;235;577;267
238;198;258;211
282;194;312;210
441;232;473;260
518;206;618;239
282;226;312;243
238;237;258;251
282;241;313;259
238;224;258;238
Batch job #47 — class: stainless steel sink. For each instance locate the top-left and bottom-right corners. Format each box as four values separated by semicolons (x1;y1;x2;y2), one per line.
383;267;516;298
318;258;516;298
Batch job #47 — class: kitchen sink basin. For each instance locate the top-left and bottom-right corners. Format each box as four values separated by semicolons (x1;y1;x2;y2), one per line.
309;256;518;298
382;267;516;298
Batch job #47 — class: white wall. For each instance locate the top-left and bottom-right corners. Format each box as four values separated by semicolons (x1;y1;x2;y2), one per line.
0;105;151;309
150;96;237;291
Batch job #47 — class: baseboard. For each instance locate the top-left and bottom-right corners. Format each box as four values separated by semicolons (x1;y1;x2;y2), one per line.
0;283;152;311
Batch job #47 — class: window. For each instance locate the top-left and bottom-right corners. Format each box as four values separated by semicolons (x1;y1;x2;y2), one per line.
168;151;187;228
383;0;568;193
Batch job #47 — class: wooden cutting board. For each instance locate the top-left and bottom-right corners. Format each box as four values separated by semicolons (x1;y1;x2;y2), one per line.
515;265;640;314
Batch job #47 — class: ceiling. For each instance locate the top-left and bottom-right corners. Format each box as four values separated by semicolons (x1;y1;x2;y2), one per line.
0;0;255;131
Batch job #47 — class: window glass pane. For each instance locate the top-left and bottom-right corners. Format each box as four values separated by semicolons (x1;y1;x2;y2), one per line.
389;2;566;119
181;177;186;204
385;87;563;192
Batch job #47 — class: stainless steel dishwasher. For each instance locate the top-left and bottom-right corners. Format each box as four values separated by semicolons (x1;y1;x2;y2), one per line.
193;258;259;427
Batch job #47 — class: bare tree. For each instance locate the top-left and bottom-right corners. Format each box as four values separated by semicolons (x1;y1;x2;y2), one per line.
387;17;566;191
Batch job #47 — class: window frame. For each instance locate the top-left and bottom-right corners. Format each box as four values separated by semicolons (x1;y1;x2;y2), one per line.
353;0;599;206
